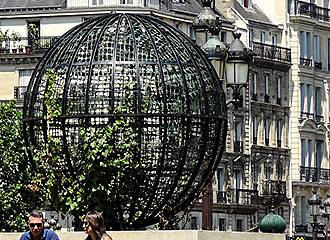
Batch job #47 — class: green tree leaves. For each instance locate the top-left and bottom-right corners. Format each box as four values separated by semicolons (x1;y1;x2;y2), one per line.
0;101;44;231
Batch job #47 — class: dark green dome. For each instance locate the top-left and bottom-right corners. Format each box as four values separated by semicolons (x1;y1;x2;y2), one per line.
259;212;286;233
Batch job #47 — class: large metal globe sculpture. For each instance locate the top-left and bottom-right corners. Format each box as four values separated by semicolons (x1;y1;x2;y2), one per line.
23;13;227;229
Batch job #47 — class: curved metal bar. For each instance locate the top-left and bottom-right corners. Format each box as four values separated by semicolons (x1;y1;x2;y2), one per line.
136;14;194;225
149;17;212;217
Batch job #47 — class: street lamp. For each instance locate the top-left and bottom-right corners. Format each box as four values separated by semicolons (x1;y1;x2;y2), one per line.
202;23;253;108
307;191;330;240
225;33;253;108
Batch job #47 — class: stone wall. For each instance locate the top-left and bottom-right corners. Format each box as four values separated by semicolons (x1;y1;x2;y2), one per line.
0;230;286;240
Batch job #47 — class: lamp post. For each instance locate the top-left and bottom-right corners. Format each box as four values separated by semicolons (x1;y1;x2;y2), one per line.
194;2;254;230
308;191;330;240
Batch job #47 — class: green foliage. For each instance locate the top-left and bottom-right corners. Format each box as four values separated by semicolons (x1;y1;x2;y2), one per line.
0;101;45;231
44;69;62;119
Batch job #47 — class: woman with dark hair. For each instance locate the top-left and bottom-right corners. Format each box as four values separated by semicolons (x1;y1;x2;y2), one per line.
84;210;112;240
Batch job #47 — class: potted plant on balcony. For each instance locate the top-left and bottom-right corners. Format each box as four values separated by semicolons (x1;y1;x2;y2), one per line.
10;31;21;53
0;29;8;54
27;23;40;52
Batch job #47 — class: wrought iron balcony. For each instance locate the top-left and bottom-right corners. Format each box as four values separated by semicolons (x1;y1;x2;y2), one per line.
300;112;315;120
217;189;259;205
315;114;324;122
300;57;313;67
300;112;323;122
290;0;330;22
14;86;27;101
300;166;330;183
295;224;308;233
315;61;322;70
232;189;259;205
0;36;60;55
252;42;291;63
260;180;286;196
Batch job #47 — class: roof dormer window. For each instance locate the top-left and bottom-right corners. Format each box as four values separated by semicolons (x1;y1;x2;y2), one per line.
240;0;250;8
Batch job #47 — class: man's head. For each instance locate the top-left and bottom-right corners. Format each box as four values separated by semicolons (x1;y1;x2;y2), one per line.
28;210;44;240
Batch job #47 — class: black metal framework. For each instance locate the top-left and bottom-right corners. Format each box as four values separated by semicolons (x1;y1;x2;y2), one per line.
22;13;227;229
300;166;330;183
291;0;330;22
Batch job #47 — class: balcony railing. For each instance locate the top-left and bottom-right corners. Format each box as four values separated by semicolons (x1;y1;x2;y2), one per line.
252;42;291;63
0;36;60;55
295;224;308;233
216;189;258;205
300;112;323;122
232;189;259;205
290;0;330;22
260;180;286;196
315;61;322;70
300;166;330;183
300;57;313;67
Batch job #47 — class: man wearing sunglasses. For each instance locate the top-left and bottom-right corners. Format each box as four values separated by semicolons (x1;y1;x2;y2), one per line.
19;210;60;240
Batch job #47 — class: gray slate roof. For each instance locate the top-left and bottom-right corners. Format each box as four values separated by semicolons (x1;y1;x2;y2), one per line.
233;0;273;25
171;0;203;15
0;0;65;9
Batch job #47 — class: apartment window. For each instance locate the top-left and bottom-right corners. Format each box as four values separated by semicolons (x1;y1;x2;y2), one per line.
188;26;196;41
260;31;265;44
236;219;243;231
272;34;278;46
307;84;313;114
219;218;226;231
252;116;258;144
120;0;133;4
324;0;329;8
220;32;227;44
301;139;307;166
234;122;242;152
300;196;307;225
264;160;272;179
276;119;283;147
92;0;104;5
301;84;313;117
264;118;270;146
308;140;313;167
313;35;321;62
240;0;249;7
252;72;257;100
276;161;284;180
191;217;198;230
301;83;306;112
288;0;292;13
277;76;282;104
328;38;330;70
315;87;322;121
300;31;312;60
249;29;254;47
264;74;269;102
315;140;323;169
313;35;321;69
217;169;225;192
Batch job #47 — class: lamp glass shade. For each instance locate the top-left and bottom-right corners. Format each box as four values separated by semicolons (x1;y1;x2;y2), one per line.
225;60;248;84
311;204;319;216
211;59;225;80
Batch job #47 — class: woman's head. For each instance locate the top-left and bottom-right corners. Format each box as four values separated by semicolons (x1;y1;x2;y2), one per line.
84;210;106;239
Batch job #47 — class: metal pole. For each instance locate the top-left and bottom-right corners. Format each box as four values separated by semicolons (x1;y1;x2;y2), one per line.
312;215;318;240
